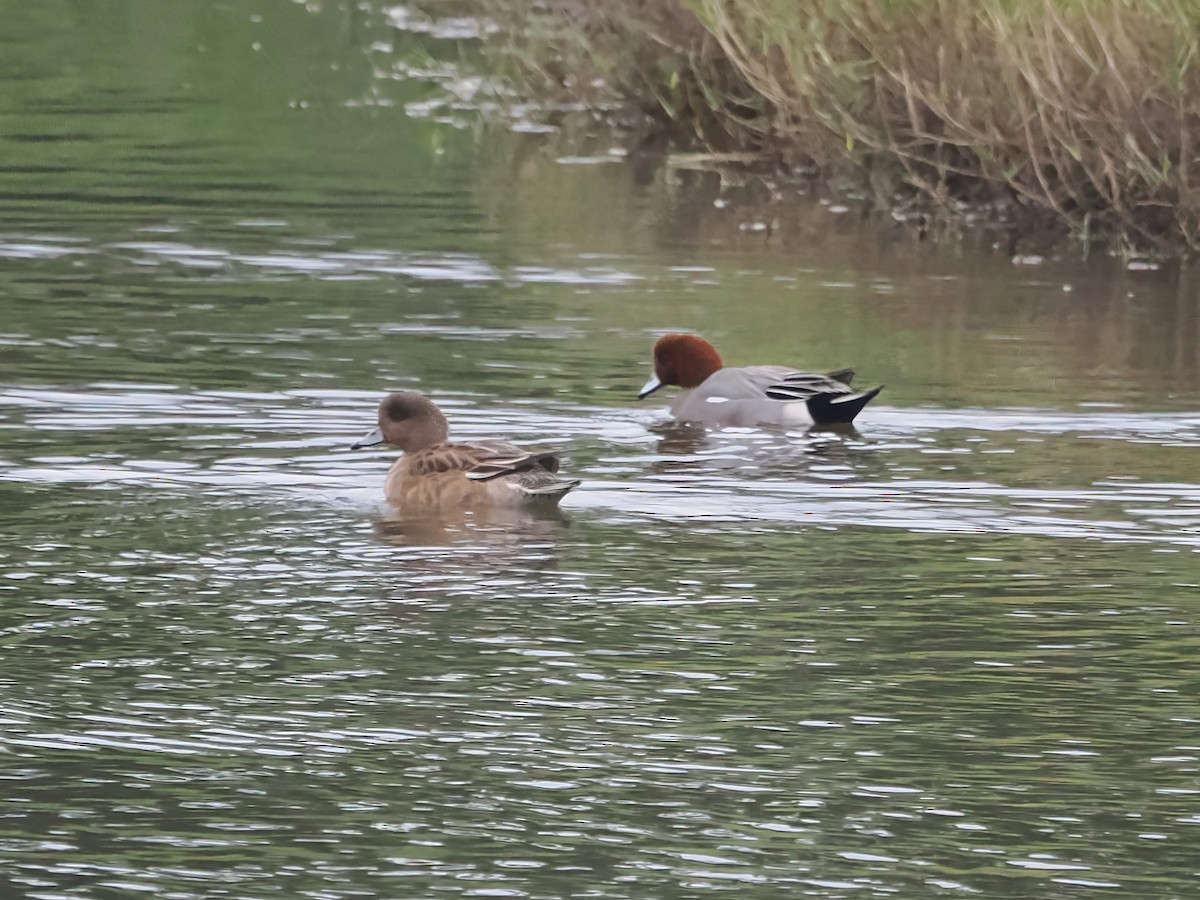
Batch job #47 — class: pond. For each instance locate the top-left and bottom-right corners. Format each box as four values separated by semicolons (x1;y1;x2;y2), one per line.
2;2;1199;898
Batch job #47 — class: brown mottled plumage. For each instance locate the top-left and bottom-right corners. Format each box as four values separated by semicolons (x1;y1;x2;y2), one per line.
352;391;579;510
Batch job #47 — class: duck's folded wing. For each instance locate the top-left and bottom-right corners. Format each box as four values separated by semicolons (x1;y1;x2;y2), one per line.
827;368;855;385
460;441;562;482
764;371;856;401
403;441;562;480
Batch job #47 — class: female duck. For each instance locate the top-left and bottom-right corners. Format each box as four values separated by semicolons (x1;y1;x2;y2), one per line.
352;391;580;509
638;333;882;427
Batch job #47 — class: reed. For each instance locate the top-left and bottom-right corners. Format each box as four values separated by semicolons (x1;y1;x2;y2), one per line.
482;0;1200;254
696;0;1200;252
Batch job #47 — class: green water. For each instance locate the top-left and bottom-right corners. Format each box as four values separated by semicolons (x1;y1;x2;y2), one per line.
2;2;1200;898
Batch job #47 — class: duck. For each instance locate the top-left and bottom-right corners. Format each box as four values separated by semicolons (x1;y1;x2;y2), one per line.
637;333;883;427
351;391;580;509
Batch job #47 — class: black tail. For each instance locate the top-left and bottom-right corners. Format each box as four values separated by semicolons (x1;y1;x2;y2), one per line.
805;385;883;425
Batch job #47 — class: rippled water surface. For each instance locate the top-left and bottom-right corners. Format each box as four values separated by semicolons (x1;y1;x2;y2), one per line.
3;3;1200;898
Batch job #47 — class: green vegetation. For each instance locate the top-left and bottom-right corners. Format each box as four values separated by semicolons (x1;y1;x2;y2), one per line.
485;0;1200;255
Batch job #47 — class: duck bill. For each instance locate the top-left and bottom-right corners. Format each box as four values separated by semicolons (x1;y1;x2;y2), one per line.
638;373;663;399
351;425;385;450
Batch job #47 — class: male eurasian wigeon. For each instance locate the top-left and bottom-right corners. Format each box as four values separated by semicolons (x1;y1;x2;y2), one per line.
638;333;883;427
352;391;580;509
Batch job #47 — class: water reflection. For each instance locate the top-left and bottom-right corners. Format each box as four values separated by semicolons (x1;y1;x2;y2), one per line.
372;504;571;547
649;420;714;457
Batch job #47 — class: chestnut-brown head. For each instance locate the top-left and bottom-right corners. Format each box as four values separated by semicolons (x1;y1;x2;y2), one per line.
638;333;724;398
351;391;450;453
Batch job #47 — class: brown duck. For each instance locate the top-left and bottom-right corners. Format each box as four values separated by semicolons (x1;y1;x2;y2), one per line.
352;391;580;509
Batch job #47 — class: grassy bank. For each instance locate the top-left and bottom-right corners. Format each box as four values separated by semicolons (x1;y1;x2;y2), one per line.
485;0;1200;255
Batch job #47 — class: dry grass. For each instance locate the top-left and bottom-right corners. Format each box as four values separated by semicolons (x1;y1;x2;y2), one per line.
483;0;1200;253
482;0;760;149
695;0;1200;252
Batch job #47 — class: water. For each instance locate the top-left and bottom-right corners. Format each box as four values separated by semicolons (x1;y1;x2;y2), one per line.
2;2;1200;897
